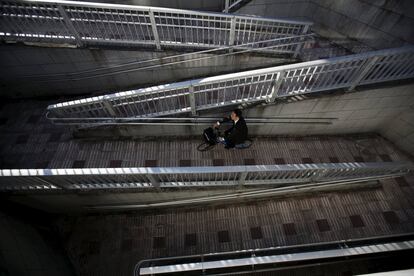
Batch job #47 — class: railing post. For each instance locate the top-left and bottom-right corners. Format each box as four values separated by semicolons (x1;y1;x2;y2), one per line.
347;56;380;91
228;17;236;51
102;100;117;117
266;70;286;103
147;174;160;188
57;5;83;47
293;25;309;58
224;0;230;13
149;10;161;50
188;86;197;116
238;172;248;186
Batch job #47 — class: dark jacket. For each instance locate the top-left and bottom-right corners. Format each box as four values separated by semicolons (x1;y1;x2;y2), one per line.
221;116;248;146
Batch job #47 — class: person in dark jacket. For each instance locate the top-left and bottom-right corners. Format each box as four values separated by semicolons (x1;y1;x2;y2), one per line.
214;109;248;149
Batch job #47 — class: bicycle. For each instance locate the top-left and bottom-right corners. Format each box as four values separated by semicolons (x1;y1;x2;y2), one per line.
197;127;253;152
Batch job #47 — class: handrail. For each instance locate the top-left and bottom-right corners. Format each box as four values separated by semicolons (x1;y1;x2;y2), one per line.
46;46;414;120
0;162;411;191
134;233;414;275
0;0;312;52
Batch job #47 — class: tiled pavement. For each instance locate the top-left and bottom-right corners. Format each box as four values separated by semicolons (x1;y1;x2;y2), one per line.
57;175;414;276
1;100;414;276
0;100;412;169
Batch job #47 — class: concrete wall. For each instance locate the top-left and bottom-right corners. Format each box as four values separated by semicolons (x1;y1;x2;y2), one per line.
381;107;414;156
0;45;290;98
0;211;74;276
237;0;414;51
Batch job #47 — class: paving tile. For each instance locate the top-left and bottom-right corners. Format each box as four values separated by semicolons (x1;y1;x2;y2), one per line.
179;160;192;167
88;241;100;255
382;211;400;225
109;160;123;168
302;157;313;164
244;158;256;165
379;154;392;162
26;115;40;124
121;239;133;252
353;156;364;162
349;215;365;228
0;118;8;125
329;157;339;163
48;133;62;143
153;237;166;249
316;219;331;232
144;160;158;167
250;226;263;240
36;161;49;168
395;177;408;187
184;233;197;247
217;230;230;243
16;135;29;144
274;158;286;164
282;223;297;236
213;159;225;166
72;160;86;168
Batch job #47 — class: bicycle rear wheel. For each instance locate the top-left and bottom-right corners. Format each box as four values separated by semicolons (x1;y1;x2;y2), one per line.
197;142;215;152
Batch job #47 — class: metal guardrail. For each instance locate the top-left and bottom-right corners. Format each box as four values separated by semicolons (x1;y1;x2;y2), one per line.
0;0;311;52
134;233;414;275
46;46;414;121
0;162;410;191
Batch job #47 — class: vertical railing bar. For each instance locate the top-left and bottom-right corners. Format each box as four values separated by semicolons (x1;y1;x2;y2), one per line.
348;56;380;91
148;9;161;50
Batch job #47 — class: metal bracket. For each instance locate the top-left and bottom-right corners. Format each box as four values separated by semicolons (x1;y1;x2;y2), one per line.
57;5;83;47
348;56;380;91
149;10;161;50
266;71;286;103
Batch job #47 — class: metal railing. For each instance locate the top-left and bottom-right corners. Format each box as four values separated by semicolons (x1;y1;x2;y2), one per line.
46;46;414;121
0;162;411;191
0;0;311;52
134;234;414;275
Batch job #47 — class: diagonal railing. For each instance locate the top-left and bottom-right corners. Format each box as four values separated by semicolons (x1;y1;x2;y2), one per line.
0;0;312;53
0;162;411;191
46;46;414;122
134;234;414;275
